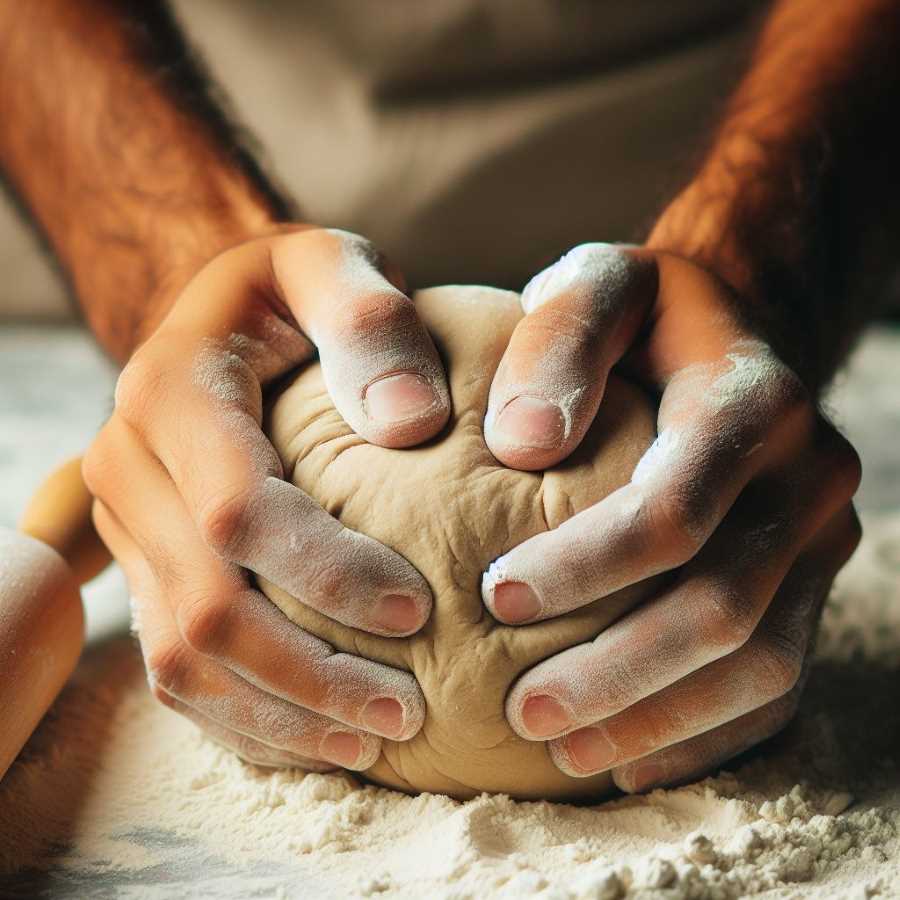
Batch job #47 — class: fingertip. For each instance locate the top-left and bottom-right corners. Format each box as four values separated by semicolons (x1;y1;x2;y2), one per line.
549;737;592;778
362;371;451;448
398;688;426;738
612;761;666;794
380;682;427;741
504;678;574;741
491;581;542;624
482;554;546;625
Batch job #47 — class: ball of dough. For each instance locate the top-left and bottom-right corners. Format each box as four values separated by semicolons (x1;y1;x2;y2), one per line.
259;286;657;800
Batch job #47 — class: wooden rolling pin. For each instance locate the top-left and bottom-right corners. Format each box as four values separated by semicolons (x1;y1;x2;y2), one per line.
0;457;110;780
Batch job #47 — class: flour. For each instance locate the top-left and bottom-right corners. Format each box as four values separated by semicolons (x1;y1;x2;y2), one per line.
1;512;898;898
484;244;638;461
519;243;634;317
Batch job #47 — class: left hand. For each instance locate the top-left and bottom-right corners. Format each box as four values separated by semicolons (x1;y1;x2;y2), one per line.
480;243;861;792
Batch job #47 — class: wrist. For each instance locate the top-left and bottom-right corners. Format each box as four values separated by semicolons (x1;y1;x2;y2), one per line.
72;184;289;362
136;199;285;347
647;151;831;392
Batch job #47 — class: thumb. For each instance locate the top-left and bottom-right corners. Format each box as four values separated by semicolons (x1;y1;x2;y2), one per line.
485;243;655;471
271;228;450;448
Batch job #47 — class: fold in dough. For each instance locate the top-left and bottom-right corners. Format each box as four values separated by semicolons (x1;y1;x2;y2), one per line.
259;285;657;800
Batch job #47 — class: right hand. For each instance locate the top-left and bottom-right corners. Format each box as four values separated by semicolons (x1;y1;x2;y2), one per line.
83;227;451;771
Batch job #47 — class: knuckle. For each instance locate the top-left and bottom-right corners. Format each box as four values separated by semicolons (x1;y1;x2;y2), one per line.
233;743;294;770
177;590;232;657
703;586;756;651
650;491;708;563
842;507;864;560
524;301;599;347
82;432;115;497
754;637;803;698
324;226;378;258
145;640;192;697
822;428;863;498
303;557;353;613
150;682;177;709
228;741;272;767
114;351;164;424
199;488;255;557
772;367;813;425
627;708;676;755
331;290;417;340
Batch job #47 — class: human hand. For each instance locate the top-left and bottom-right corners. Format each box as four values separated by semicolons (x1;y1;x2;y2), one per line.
84;227;451;771
480;244;861;791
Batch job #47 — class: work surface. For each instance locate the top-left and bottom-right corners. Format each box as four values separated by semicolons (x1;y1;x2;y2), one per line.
0;323;899;899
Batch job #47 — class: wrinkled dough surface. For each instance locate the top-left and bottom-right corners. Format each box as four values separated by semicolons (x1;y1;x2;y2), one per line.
260;286;657;800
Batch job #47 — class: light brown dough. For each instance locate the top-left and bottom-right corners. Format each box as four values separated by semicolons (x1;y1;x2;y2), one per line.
260;286;657;801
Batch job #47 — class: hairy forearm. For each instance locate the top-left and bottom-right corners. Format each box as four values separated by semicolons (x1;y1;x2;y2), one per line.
649;0;900;391
0;0;291;361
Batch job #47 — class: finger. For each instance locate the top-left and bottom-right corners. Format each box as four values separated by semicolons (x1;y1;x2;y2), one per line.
271;228;451;447
485;244;654;471
91;497;154;599
93;501;380;769
613;685;803;793
127;583;382;771
547;505;859;779
504;444;859;741
110;340;433;638
162;693;336;772
86;425;427;739
547;557;822;777
482;377;834;626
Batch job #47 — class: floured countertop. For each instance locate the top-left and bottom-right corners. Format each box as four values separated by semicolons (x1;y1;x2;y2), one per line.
0;323;898;899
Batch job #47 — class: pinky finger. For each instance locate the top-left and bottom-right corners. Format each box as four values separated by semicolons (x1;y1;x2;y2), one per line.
156;688;336;772
610;505;860;794
611;684;802;794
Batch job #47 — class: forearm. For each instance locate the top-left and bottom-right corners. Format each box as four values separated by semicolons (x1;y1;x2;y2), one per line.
649;0;900;391
0;0;290;361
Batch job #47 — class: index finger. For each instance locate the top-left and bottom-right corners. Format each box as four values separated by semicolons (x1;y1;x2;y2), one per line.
482;344;812;625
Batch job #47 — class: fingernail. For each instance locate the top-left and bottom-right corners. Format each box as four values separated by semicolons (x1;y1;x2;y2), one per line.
494;396;565;449
374;594;421;634
320;731;362;768
619;762;666;793
521;694;572;737
492;581;542;623
362;697;405;738
365;373;438;423
566;727;617;773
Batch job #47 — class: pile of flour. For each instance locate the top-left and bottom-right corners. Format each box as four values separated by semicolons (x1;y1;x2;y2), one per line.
1;512;898;899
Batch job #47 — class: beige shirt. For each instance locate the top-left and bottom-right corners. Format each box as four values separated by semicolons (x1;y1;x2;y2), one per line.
184;0;761;289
